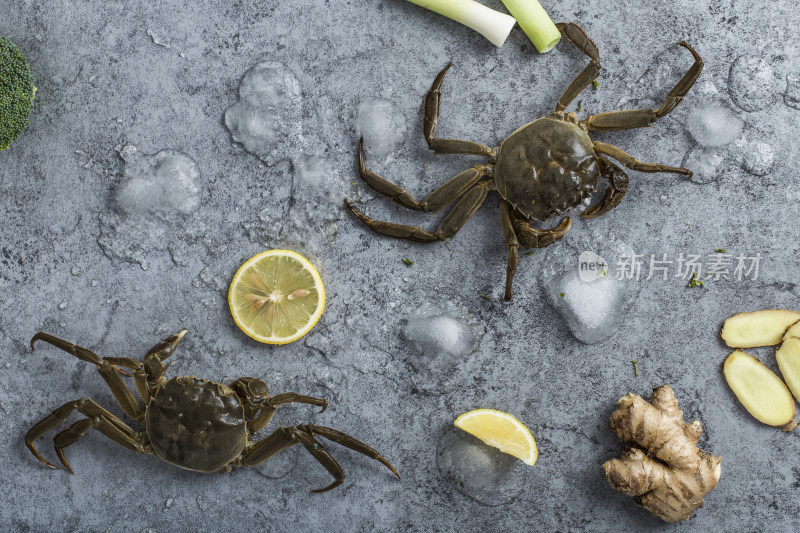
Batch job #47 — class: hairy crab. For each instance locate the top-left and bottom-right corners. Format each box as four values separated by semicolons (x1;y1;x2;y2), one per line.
25;331;398;491
345;23;703;300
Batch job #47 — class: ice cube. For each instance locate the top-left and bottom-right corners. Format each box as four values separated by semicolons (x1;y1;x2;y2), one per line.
684;102;744;147
540;228;639;344
728;55;776;112
616;43;695;110
224;62;303;163
545;270;628;344
355;97;407;160
404;308;475;356
114;147;201;216
681;145;729;184
784;73;800;110
734;138;775;177
436;426;524;506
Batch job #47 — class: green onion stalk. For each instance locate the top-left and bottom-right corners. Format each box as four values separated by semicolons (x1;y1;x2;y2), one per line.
406;0;517;47
501;0;561;52
406;0;561;53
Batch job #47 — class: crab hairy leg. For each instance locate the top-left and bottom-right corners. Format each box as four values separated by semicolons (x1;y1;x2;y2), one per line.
583;42;703;131
356;138;489;212
593;141;691;176
345;181;491;242
582;157;629;219
247;392;329;433
499;202;520;302
423;63;494;157
554;22;601;112
26;398;147;471
241;425;398;493
31;333;145;420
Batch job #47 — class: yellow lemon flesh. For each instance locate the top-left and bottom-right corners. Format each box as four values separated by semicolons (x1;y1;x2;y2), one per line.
228;250;325;345
454;409;538;466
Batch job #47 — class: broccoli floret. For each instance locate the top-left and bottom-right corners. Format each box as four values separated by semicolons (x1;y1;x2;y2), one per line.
0;36;36;151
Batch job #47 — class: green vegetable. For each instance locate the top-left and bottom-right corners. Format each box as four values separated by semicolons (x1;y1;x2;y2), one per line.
592;80;600;90
480;293;492;301
688;273;704;288
402;258;414;266
715;249;727;253
0;36;35;151
631;360;638;376
559;292;566;298
406;0;517;47
523;250;536;257
501;0;561;53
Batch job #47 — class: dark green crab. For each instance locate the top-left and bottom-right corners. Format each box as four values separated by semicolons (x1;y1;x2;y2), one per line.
345;23;703;301
26;330;398;491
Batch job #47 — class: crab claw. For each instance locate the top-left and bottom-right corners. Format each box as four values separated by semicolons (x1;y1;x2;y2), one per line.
26;440;58;470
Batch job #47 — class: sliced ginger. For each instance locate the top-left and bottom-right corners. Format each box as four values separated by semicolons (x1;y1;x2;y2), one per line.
723;350;797;431
783;320;800;341
603;385;721;523
720;310;800;348
776;337;800;404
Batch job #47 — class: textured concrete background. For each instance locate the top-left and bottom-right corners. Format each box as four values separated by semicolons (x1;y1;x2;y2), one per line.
1;0;799;531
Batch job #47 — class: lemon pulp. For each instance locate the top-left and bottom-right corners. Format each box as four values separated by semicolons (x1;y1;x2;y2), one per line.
228;250;325;345
454;409;538;466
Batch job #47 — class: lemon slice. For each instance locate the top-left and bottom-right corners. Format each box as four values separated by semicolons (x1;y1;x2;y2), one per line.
228;250;325;345
454;409;538;466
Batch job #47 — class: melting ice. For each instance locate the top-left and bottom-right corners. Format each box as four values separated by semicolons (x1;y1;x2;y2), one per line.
540;230;639;344
98;143;204;270
355;97;407;160
224;61;303;163
114;145;201;216
404;304;476;356
436;426;525;506
728;55;775;112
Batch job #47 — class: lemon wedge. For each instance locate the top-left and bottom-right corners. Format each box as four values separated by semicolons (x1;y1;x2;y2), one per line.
454;409;538;466
228;249;325;345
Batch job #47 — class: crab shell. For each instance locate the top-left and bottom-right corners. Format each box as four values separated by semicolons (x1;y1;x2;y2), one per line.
145;376;247;472
495;116;599;222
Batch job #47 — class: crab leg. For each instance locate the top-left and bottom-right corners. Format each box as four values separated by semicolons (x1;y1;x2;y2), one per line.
247;392;329;433
31;333;144;420
593;141;690;176
346;182;491;243
422;63;494;157
583;42;703;131
356;138;489;213
26;398;148;472
582;157;630;219
241;425;399;493
555;22;601;112
499;202;520;301
500;206;572;300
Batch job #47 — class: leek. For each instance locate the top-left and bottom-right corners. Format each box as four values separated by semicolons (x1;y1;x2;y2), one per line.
501;0;561;52
406;0;517;47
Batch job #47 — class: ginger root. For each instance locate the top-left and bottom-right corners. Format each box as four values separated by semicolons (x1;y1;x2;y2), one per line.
602;385;721;523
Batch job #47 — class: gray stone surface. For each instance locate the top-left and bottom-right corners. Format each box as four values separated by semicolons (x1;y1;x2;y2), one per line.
1;1;799;531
